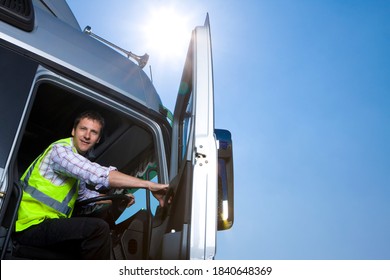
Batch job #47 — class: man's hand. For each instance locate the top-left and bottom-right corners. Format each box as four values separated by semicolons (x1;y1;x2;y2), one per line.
149;183;169;207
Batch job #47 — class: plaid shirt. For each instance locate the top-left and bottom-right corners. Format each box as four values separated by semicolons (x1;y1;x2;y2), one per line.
39;138;117;202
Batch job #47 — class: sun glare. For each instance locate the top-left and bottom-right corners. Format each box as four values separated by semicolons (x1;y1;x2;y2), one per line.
142;7;191;60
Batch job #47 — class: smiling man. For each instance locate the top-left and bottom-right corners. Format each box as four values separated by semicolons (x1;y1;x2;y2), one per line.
13;111;168;259
72;113;102;154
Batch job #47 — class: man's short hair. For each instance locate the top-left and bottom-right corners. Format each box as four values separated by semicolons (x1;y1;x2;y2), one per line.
73;111;105;135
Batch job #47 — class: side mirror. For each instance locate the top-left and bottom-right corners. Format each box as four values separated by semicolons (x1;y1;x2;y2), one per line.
215;129;234;230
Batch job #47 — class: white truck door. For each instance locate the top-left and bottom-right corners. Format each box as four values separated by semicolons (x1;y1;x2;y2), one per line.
166;15;217;260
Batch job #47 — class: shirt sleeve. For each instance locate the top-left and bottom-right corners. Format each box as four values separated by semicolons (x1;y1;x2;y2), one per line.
50;143;117;188
77;181;101;202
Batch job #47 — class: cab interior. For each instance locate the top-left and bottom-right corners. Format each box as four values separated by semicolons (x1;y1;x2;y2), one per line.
17;82;157;178
1;80;166;259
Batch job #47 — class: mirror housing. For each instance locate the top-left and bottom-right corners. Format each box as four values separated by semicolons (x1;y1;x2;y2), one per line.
215;129;234;230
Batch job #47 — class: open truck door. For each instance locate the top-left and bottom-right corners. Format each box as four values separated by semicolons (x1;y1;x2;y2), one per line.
155;15;233;260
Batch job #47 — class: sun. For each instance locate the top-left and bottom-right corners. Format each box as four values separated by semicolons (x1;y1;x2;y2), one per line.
142;7;191;60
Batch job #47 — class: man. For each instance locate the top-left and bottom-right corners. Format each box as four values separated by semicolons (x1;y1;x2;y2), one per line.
13;111;168;259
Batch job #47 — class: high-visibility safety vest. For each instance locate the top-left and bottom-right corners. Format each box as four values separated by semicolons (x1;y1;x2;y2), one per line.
15;138;79;232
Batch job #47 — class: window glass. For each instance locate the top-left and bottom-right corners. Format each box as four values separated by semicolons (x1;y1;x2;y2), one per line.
116;189;146;224
116;171;160;224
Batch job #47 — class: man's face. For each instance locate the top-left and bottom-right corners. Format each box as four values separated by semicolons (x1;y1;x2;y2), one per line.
71;117;102;154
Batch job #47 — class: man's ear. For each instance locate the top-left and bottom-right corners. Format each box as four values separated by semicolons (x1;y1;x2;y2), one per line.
71;128;75;137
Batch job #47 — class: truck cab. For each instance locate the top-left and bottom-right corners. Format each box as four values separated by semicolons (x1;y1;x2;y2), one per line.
0;0;233;260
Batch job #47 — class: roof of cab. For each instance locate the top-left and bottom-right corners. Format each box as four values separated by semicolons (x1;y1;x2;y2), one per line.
0;0;162;113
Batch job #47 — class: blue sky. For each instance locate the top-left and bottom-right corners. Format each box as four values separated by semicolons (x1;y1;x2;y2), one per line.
66;0;390;260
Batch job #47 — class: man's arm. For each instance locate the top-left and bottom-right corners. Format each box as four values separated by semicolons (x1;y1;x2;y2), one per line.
51;143;115;187
51;143;168;206
108;170;168;207
108;170;166;191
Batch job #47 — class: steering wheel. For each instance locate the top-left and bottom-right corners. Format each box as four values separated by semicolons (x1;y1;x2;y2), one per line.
76;194;132;227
